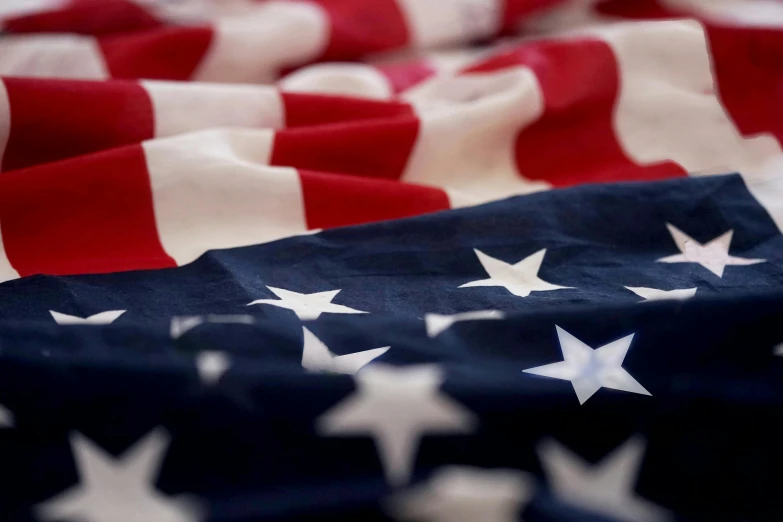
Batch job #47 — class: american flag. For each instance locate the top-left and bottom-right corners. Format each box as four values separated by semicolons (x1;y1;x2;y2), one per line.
0;1;782;521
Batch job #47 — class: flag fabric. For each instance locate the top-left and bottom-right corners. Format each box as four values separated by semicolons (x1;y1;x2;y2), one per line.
4;2;783;279
3;173;783;522
0;1;783;521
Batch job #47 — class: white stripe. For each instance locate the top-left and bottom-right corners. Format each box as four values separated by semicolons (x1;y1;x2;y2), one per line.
0;35;108;80
142;80;286;138
518;0;616;34
601;20;783;228
426;48;490;75
192;1;329;84
130;0;265;24
0;227;20;284
0;0;64;20
0;80;9;172
0;79;19;283
663;0;783;27
396;0;503;48
279;63;394;100
142;129;307;266
402;67;550;208
742;166;783;232
130;0;210;24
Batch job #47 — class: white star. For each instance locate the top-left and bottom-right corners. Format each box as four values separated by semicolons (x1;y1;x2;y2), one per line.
316;364;478;486
247;286;367;320
389;466;535;522
35;429;202;522
523;326;651;405
459;249;570;298
0;404;14;427
50;310;126;325
196;351;231;385
170;314;254;339
424;310;505;338
625;286;697;302
171;316;204;339
774;344;783;356
657;223;764;278
301;327;389;374
538;436;671;522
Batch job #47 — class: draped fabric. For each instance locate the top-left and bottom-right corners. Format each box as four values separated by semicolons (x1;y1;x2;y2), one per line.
0;2;782;522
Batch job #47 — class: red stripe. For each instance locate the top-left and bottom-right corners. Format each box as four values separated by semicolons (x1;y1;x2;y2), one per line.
597;1;783;148
376;60;437;93
99;26;213;80
706;25;783;146
270;117;419;181
1;78;154;172
594;0;686;19
2;0;163;36
313;0;410;61
465;38;684;186
0;145;175;276
300;169;450;230
282;92;415;127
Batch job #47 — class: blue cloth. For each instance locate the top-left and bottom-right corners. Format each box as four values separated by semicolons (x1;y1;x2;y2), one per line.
0;174;781;521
